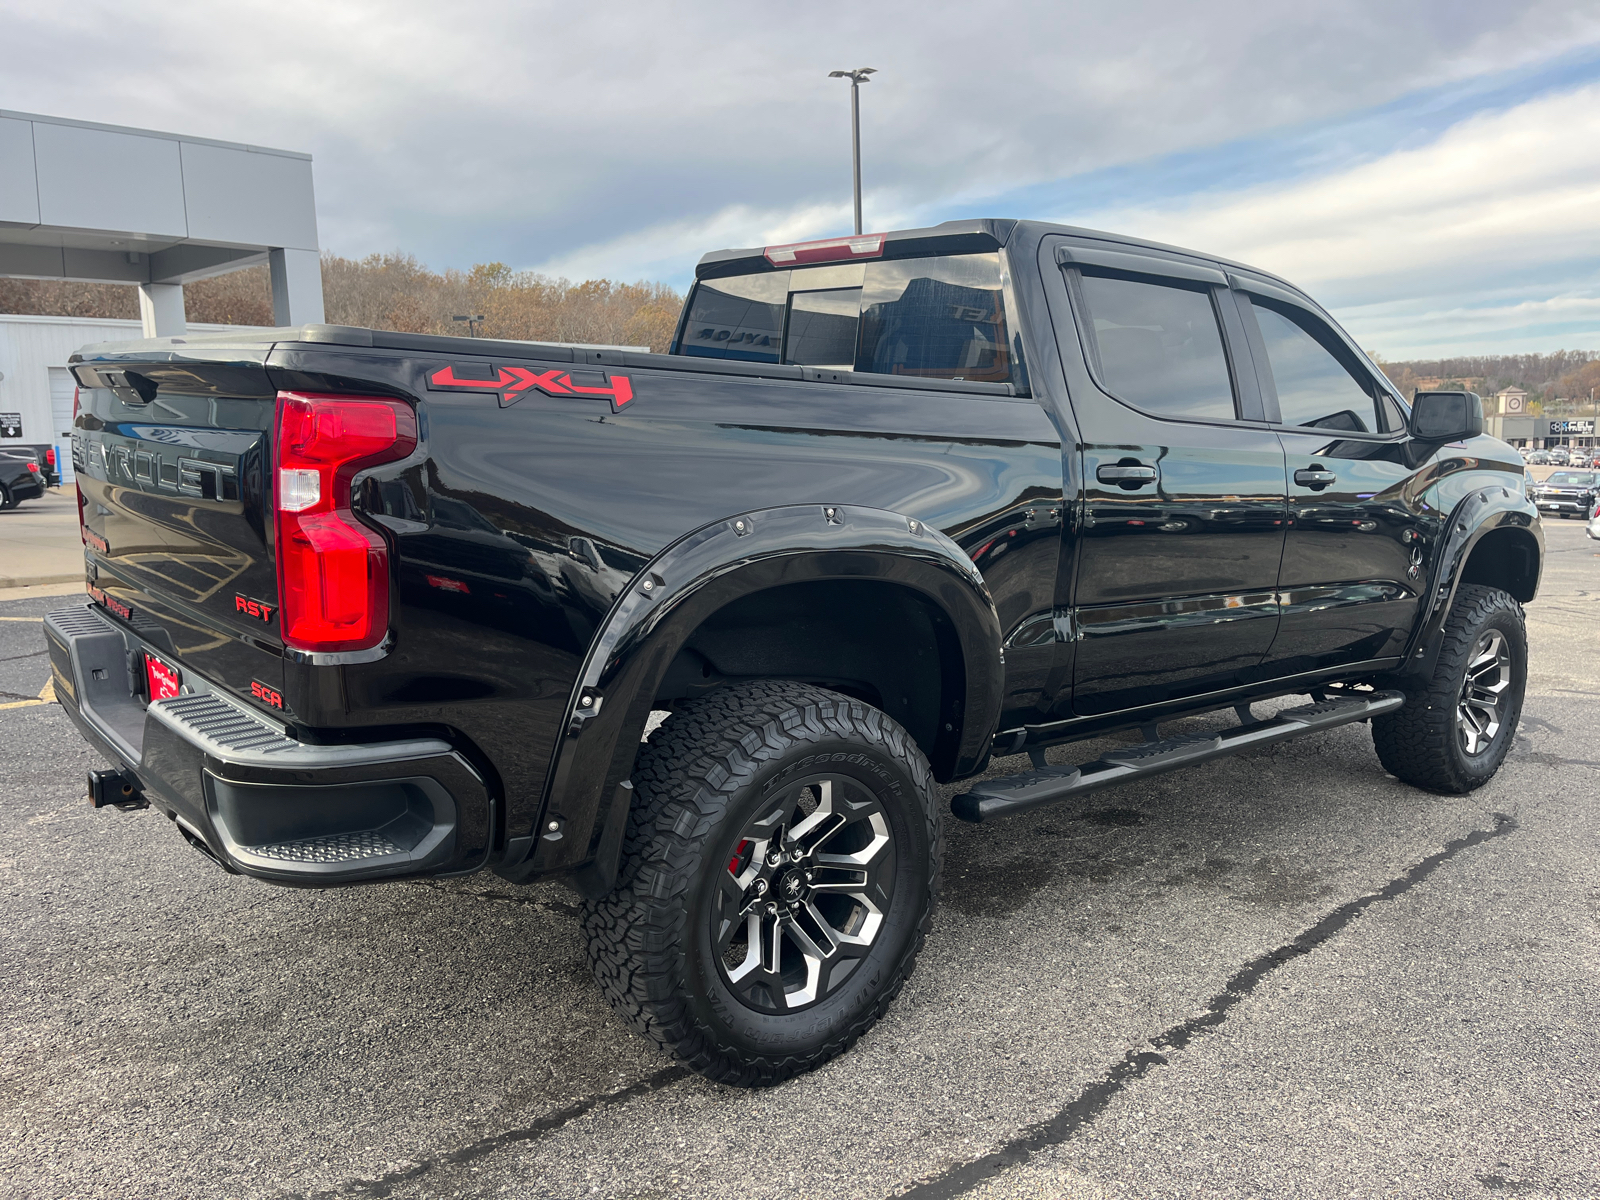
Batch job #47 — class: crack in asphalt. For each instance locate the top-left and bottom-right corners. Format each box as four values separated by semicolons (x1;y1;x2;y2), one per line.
283;1065;691;1199
893;813;1520;1200
404;878;583;916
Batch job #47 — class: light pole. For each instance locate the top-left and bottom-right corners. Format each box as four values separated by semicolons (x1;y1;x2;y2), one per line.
828;67;876;235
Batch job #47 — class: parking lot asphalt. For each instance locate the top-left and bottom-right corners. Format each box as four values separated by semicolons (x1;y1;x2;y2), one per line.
0;524;1596;1200
0;487;83;588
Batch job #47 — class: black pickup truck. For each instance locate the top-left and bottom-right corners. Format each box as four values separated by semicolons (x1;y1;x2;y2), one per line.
48;218;1540;1086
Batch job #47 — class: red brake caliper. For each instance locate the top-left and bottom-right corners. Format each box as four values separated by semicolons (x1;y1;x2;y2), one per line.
728;839;752;875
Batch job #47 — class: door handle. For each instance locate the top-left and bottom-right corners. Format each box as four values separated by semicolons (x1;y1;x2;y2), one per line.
1097;464;1158;487
1294;468;1337;488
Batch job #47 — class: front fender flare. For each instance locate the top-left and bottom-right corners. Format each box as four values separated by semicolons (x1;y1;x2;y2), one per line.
1401;482;1542;677
498;503;1004;890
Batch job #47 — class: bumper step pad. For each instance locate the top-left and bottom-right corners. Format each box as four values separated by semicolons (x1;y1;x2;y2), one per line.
250;830;408;864
953;690;1406;823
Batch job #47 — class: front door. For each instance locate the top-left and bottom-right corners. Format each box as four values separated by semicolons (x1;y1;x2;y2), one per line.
1050;246;1288;716
1232;286;1421;674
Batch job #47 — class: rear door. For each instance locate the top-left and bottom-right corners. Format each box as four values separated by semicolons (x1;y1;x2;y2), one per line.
1048;243;1288;716
1230;281;1421;673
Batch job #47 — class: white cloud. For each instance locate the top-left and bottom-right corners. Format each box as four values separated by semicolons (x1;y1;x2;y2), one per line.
1060;82;1600;356
5;0;1600;276
528;201;853;283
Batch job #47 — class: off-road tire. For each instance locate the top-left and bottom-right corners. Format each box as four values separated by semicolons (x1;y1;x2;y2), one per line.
581;680;943;1087
1372;584;1526;793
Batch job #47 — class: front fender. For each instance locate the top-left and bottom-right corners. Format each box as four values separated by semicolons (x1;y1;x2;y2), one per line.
497;503;1004;889
1401;480;1542;677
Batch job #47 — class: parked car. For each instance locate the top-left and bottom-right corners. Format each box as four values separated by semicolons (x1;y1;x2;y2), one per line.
0;448;46;509
48;218;1542;1086
1529;450;1553;465
39;445;62;487
1534;470;1598;519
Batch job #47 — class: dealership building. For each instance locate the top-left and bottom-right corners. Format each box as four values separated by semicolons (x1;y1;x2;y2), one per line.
0;109;321;475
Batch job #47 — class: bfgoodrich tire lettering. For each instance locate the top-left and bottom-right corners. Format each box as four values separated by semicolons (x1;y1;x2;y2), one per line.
1372;584;1527;794
581;680;942;1086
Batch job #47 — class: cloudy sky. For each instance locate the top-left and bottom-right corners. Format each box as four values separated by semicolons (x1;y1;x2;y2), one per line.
6;0;1600;358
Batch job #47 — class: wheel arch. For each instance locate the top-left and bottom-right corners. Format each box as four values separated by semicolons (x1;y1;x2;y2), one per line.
1401;484;1542;678
498;504;1004;892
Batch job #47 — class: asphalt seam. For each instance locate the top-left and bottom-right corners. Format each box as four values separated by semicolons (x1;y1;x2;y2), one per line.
891;812;1520;1200
280;1064;691;1199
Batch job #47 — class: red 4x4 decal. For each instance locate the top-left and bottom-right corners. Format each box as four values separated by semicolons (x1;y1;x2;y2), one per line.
429;364;633;412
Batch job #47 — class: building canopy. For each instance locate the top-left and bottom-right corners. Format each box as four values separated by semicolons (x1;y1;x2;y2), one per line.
0;109;322;336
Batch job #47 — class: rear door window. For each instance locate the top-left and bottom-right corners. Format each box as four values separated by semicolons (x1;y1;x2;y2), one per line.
1247;297;1394;433
677;271;790;362
1075;271;1237;421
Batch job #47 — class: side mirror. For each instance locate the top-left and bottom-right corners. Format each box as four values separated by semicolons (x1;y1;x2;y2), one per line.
1409;391;1484;442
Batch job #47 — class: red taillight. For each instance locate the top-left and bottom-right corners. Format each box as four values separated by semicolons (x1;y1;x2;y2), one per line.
763;233;884;267
27;462;40;474
44;447;56;467
273;391;416;653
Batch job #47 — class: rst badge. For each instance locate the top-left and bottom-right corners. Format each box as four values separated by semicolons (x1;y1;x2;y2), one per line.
234;594;276;623
427;364;633;411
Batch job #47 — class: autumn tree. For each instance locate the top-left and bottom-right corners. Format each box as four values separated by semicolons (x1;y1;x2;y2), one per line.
0;252;685;352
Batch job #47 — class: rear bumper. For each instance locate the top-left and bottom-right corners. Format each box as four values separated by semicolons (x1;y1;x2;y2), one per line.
5;476;45;502
44;604;493;885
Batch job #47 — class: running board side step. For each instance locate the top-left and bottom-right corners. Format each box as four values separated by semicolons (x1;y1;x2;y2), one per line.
952;690;1406;823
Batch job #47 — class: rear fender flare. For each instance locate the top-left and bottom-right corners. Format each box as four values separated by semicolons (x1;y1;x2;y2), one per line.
503;504;1004;890
1401;483;1542;677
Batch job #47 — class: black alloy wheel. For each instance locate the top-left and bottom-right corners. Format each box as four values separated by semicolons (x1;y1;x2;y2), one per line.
714;773;896;1013
1455;628;1512;758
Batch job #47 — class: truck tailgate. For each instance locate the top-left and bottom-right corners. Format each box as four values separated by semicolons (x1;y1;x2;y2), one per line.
74;361;284;705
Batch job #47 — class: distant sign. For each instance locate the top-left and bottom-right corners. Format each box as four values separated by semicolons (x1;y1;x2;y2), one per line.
1548;419;1596;435
0;413;21;439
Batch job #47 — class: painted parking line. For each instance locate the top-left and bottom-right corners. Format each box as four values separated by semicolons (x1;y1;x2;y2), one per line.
0;676;56;710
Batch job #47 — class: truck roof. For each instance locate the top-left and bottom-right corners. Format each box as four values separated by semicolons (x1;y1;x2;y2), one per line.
694;216;1297;293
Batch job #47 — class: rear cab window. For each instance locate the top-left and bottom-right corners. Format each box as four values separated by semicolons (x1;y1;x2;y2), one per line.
675;252;1023;387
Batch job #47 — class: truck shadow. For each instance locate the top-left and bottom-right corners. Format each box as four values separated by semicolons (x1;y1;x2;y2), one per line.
938;714;1421;920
